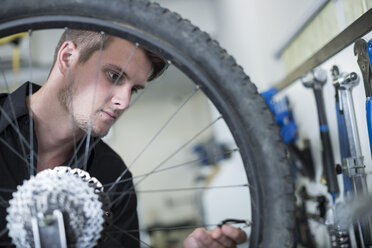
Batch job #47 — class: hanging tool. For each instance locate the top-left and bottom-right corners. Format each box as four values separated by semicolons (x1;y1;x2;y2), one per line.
331;65;353;196
330;67;353;248
301;68;339;195
261;88;315;180
354;39;372;155
334;70;372;245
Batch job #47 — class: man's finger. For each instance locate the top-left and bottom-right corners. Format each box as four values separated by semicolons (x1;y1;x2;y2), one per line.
192;228;224;248
210;227;236;247
221;225;247;244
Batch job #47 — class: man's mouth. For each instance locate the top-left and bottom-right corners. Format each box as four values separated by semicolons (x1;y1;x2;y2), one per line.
101;110;116;121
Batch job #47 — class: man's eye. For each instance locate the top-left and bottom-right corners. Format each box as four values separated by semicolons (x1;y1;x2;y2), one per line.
131;87;139;94
108;71;119;81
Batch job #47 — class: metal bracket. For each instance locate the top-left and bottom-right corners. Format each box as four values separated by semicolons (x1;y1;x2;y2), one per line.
32;209;67;248
342;156;365;177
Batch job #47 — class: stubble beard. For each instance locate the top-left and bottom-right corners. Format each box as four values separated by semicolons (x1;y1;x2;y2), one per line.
57;82;110;138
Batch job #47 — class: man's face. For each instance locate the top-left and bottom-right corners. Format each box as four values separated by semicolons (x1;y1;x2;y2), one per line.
59;37;152;137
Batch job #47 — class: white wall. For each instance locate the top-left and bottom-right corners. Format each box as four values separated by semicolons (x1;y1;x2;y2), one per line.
211;0;326;90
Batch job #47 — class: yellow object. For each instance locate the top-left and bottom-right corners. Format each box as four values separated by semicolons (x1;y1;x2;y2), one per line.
320;177;327;185
0;33;27;78
0;33;27;46
13;46;20;75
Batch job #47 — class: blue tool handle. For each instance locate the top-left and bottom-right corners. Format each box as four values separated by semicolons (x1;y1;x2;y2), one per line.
366;40;372;155
261;87;278;113
335;101;353;194
366;98;372;155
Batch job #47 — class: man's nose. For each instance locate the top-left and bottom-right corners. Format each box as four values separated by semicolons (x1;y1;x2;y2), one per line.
111;88;131;110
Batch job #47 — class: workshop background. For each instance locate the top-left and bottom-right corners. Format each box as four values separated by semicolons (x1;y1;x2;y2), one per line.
0;0;371;247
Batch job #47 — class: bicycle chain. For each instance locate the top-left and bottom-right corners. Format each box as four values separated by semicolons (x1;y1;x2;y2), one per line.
6;166;111;248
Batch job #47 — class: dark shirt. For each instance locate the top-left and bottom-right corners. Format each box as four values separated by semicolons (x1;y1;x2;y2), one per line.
0;82;139;247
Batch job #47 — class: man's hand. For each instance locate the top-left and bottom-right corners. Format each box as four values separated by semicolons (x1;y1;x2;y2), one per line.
182;225;247;248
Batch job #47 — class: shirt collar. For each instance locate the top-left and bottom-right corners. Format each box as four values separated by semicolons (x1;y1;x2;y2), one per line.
0;82;97;170
0;82;40;133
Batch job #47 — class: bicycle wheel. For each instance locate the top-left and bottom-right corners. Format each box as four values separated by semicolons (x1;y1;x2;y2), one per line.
0;0;294;247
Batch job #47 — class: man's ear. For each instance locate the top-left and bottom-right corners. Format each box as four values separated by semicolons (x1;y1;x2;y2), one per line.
57;41;77;75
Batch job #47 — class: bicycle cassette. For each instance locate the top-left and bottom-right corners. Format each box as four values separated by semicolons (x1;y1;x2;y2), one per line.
6;166;110;248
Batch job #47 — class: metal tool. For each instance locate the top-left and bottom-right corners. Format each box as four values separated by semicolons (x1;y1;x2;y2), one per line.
334;70;372;246
331;65;353;196
31;210;67;248
354;39;372;155
302;68;339;195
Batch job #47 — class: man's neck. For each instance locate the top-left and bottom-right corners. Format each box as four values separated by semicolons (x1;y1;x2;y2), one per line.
28;82;84;171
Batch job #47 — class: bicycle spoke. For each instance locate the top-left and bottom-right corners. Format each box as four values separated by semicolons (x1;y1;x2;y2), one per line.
28;29;34;175
0;31;43;179
0;62;28;174
98;41;139;114
0;188;16;205
0;137;29;165
0;196;9;208
0;243;12;248
83;31;105;171
0;228;8;239
62;28;79;170
103;148;239;188
0;107;32;149
107;85;201;192
111;224;152;248
109;115;222;207
57;27;87;171
0;79;40;175
128;85;200;169
112;193;135;224
67;80;146;169
129;62;169;106
0;108;45;173
69;42;139;170
0;188;15;194
0;202;8;208
106;184;249;195
105;232;125;247
103;158;202;187
128;75;154;106
0;107;42;174
68;70;164;169
132;116;222;186
66;134;87;168
119;222;249;233
106;158;206;188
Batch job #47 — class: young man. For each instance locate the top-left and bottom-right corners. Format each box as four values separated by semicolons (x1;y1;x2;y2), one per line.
0;30;246;247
